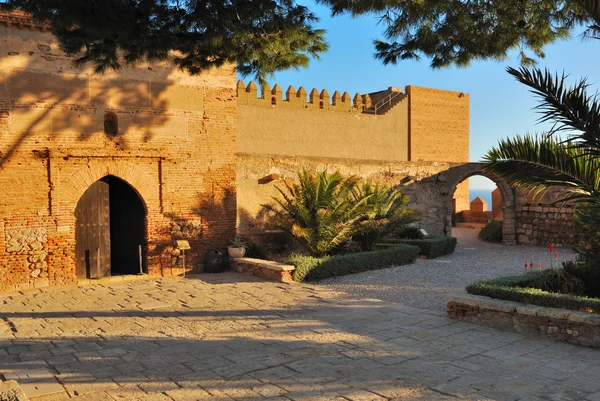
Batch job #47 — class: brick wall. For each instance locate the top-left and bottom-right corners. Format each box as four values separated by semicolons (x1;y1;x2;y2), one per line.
0;20;237;292
407;86;470;212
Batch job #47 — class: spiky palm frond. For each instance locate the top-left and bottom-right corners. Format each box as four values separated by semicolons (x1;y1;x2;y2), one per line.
351;181;417;251
483;135;600;205
506;66;600;158
262;167;373;257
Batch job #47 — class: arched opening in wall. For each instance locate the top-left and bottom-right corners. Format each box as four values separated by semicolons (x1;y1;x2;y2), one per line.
319;101;324;109
75;176;147;279
104;112;118;136
451;174;508;243
271;97;276;105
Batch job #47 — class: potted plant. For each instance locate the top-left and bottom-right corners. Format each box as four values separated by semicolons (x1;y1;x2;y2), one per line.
228;236;246;258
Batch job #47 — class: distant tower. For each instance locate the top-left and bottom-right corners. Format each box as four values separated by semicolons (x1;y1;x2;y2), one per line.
470;196;487;212
491;188;503;220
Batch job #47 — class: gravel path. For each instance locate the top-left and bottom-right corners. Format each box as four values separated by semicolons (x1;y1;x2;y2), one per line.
319;227;578;313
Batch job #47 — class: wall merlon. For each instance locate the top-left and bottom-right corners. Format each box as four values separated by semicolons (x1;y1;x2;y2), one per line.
353;93;363;108
362;94;372;109
296;86;308;106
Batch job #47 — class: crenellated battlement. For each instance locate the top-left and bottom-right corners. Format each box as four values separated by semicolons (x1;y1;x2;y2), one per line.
236;80;405;113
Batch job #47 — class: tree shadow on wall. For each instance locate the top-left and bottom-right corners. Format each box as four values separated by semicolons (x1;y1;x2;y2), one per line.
0;47;186;168
237;205;303;257
157;166;237;273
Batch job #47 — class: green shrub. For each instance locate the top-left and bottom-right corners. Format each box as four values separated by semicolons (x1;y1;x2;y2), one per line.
262;168;368;257
534;267;585;295
562;258;600;298
479;220;503;242
466;271;600;313
290;245;419;282
394;226;424;239
245;241;269;260
377;236;457;258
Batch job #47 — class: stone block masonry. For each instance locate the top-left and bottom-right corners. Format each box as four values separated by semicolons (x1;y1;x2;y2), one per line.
0;13;237;292
232;257;295;282
516;203;575;246
446;293;600;348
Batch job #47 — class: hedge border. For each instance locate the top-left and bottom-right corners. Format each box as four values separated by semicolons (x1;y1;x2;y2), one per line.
290;245;419;283
377;236;457;259
466;271;600;314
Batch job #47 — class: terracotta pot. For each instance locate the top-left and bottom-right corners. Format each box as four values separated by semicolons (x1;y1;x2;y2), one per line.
228;246;246;258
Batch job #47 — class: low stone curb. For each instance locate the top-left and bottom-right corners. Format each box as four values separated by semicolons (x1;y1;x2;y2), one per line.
233;257;295;282
445;292;600;347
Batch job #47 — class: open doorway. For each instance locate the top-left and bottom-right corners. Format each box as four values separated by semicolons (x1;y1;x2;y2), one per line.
75;176;146;278
453;176;501;228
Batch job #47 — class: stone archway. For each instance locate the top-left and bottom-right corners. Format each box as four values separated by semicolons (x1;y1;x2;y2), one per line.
75;175;147;278
443;162;516;244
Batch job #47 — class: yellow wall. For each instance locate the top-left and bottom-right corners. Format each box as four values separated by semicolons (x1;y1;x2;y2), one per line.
407;86;470;163
407;86;470;211
237;82;410;161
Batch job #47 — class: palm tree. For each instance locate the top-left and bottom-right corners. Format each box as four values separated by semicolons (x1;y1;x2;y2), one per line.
483;134;600;205
263;168;372;257
483;64;600;262
483;66;600;205
352;181;417;251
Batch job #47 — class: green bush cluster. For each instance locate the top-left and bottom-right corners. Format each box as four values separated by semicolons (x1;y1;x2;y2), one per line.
377;236;457;259
290;245;419;282
244;241;269;260
479;220;503;243
466;270;600;313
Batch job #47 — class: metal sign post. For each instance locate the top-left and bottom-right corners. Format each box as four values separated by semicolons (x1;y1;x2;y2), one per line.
96;248;100;279
138;245;144;275
174;240;191;277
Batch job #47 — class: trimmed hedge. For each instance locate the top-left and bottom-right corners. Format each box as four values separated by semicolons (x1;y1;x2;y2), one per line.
377;236;457;259
466;271;600;313
479;220;503;243
290;245;419;282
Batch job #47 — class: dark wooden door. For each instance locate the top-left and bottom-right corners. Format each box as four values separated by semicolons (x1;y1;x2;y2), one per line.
75;179;111;279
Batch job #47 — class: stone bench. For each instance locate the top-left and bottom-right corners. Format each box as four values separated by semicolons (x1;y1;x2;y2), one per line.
0;380;29;401
445;292;600;348
232;257;295;282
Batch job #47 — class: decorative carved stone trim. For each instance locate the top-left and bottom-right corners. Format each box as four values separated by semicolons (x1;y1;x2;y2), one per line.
0;11;50;32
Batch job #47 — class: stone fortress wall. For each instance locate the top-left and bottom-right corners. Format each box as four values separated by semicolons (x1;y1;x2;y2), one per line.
0;12;237;292
236;80;471;237
237;81;575;248
0;10;575;293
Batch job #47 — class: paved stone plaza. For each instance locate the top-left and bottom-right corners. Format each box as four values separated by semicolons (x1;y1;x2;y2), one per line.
1;273;600;401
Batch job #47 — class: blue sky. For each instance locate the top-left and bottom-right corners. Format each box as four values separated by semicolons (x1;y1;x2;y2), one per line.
241;1;600;189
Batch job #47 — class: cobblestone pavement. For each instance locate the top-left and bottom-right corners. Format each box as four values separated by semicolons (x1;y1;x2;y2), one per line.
320;227;579;312
1;274;600;401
